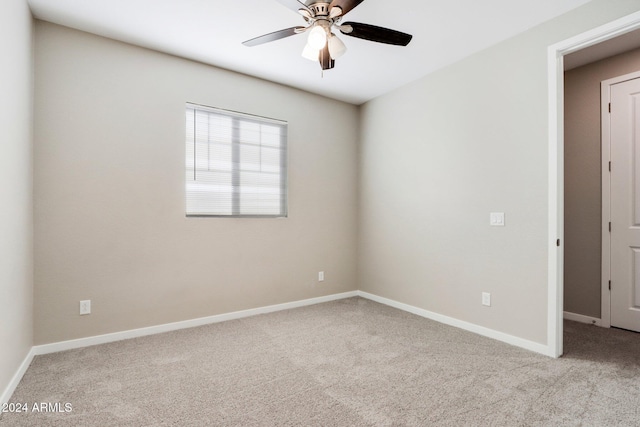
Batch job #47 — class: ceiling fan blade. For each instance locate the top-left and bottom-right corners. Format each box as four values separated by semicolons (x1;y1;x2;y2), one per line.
329;0;366;17
339;22;412;46
242;27;306;47
275;0;313;15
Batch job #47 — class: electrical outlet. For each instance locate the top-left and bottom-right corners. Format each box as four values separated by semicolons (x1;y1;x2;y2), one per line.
482;292;491;307
318;271;324;282
490;212;505;226
80;300;91;315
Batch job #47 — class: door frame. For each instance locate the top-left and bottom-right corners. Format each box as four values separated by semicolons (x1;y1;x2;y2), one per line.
548;11;640;358
600;71;640;329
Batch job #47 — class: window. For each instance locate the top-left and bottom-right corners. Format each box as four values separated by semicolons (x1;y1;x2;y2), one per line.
185;103;288;217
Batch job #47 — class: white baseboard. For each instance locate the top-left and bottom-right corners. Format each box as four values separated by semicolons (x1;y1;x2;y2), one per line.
563;311;603;327
33;291;358;356
357;291;552;357
1;347;35;405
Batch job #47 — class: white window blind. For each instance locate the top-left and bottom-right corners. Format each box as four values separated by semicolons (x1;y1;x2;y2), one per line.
185;103;288;217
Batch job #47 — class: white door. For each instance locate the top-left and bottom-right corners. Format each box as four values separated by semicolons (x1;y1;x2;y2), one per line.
610;76;640;332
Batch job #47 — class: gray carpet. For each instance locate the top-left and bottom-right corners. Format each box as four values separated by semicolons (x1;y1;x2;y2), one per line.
1;297;639;426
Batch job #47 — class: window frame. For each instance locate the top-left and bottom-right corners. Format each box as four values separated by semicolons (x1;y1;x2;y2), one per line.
185;103;288;218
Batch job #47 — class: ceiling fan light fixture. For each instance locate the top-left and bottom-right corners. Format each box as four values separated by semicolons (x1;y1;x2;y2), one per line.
302;43;319;61
328;33;346;59
307;25;327;50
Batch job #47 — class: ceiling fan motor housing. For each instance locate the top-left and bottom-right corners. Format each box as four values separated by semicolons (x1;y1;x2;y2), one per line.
309;2;331;17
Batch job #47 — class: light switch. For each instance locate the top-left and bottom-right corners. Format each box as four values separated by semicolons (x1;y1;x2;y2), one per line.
482;292;491;307
490;212;505;227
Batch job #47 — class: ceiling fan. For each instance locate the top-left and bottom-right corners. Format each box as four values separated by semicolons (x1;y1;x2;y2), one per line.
242;0;413;71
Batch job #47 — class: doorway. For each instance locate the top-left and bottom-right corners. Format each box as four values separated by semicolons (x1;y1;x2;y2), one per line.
549;11;640;358
564;57;640;332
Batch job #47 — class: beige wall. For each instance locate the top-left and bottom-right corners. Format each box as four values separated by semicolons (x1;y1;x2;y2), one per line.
358;0;640;345
564;48;640;319
34;21;359;344
27;0;640;352
0;0;33;401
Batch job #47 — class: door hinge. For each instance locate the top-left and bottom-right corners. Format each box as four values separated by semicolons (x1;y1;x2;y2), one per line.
609;161;611;172
609;102;611;113
609;222;612;232
609;280;611;291
556;239;560;247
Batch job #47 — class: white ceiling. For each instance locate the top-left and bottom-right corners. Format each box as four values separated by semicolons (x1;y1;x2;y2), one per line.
27;0;593;105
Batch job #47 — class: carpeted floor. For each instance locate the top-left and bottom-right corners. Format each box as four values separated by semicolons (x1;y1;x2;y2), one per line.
1;297;639;426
